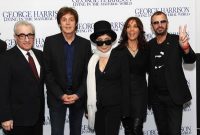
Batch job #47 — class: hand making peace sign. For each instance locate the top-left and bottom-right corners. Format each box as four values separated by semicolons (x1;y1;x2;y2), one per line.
179;25;190;53
179;25;189;48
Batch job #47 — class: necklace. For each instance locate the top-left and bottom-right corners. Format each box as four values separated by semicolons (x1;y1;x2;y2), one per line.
127;46;138;57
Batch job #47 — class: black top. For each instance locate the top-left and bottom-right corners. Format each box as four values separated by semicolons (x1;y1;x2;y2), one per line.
94;49;130;116
124;47;149;118
151;40;168;93
148;33;196;105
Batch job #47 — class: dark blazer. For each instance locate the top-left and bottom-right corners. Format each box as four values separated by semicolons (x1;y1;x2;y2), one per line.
148;33;196;105
0;46;45;126
95;49;130;116
43;33;92;108
0;39;7;53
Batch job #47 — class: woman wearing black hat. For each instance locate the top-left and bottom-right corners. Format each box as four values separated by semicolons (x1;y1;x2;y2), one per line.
117;17;149;135
86;20;130;135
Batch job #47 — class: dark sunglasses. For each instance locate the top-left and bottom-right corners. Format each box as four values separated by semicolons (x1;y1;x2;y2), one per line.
152;20;168;25
95;40;112;46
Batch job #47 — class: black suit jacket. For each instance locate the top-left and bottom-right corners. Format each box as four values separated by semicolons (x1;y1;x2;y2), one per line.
148;33;196;105
0;46;45;126
0;39;7;53
43;33;92;108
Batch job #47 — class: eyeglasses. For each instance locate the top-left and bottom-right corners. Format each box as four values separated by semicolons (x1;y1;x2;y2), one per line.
152;20;168;25
16;33;35;40
95;40;112;46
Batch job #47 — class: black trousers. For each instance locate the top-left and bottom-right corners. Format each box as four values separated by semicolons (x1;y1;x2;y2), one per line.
3;121;43;135
49;99;84;135
122;117;144;135
95;105;121;135
151;94;183;135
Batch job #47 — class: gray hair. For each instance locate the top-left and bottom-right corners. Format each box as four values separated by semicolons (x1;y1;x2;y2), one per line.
14;20;35;35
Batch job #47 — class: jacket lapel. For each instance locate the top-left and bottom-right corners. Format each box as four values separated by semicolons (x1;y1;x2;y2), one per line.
72;36;79;81
57;33;67;79
14;46;38;81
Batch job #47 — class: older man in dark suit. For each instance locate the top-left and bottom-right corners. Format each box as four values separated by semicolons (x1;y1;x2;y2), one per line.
43;7;92;135
0;39;7;53
0;20;45;135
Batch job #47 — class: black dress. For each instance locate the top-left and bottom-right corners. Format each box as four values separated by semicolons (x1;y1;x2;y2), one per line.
125;47;149;119
93;49;130;135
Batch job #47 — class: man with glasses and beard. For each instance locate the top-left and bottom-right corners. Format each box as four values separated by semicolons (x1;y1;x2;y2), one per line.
148;11;196;135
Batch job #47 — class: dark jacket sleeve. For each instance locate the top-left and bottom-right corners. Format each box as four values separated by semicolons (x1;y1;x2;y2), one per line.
43;37;64;100
0;54;12;122
75;40;92;98
0;39;7;53
182;45;196;63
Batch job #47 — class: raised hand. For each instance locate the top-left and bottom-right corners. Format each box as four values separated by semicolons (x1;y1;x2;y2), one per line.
179;25;189;47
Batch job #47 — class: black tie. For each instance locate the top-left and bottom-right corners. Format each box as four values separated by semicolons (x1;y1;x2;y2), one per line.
27;52;39;80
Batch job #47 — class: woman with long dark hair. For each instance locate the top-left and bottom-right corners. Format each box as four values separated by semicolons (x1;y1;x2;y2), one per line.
117;17;149;135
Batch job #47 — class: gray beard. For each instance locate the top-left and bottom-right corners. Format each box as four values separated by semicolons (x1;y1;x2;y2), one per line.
155;30;167;36
155;28;167;36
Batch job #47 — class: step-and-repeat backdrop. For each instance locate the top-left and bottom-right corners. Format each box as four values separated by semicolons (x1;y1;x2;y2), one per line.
0;0;197;134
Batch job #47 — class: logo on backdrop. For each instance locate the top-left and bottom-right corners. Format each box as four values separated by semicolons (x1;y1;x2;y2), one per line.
111;21;124;32
181;126;192;135
5;38;45;50
145;33;155;41
135;7;190;18
5;39;15;50
44;116;51;125
2;10;57;22
77;23;93;33
77;21;124;33
144;129;158;135
81;124;94;134
183;102;192;112
35;38;45;49
143;126;192;135
71;0;133;6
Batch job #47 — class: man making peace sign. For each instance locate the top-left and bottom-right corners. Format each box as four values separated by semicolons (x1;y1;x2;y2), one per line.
148;11;196;135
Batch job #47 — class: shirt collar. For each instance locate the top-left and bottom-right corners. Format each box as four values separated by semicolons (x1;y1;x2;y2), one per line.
16;45;33;56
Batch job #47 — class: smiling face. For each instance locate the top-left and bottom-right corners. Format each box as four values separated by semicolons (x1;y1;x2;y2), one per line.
14;24;35;51
126;19;140;42
59;13;77;36
96;34;112;53
151;13;168;36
